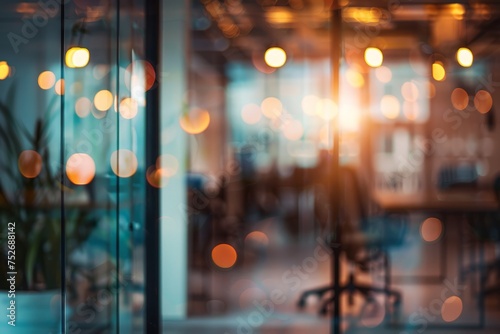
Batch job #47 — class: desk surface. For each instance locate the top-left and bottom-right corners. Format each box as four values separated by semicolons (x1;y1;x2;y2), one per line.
374;189;499;213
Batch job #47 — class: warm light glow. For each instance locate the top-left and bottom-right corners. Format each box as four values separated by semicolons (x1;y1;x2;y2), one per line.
456;47;473;67
38;71;56;90
125;60;156;92
364;47;383;68
451;88;469;110
180;108;211;134
315;98;338;120
340;108;360;131
441;296;463;322
65;47;78;68
212;244;238;269
474;90;493;114
110;149;138;178
346;68;364;88
420;217;443;242
66;153;96;185
66;47;90;68
449;3;465;20
0;61;10;80
261;97;283;119
251;51;276;74
403;102;420;121
302;95;319;115
72;47;90;68
18;150;42;178
156;154;179;177
241;103;262;124
401;81;419;102
282;119;304;141
146;165;169;188
245;231;269;247
94;90;113;111
380;95;400;119
75;97;92;118
54;79;65;95
343;7;383;24
432;61;446;81
264;47;287;68
375;66;392;83
119;97;139;119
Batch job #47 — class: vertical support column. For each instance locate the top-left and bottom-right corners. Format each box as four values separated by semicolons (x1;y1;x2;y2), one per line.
160;0;190;320
145;0;160;331
330;2;342;334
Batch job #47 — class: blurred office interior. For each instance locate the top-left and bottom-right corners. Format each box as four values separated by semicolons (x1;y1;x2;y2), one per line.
1;0;500;333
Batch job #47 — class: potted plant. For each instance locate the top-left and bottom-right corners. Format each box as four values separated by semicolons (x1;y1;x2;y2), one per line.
0;84;98;330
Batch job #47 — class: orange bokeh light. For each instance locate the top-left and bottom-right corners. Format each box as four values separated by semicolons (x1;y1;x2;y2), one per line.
212;244;238;269
18;150;42;178
66;153;96;185
179;108;211;134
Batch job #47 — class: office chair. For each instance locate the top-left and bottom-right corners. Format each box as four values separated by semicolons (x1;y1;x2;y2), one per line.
460;175;500;299
298;166;405;320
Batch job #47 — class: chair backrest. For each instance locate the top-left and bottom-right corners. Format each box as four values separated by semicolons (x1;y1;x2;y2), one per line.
340;165;407;248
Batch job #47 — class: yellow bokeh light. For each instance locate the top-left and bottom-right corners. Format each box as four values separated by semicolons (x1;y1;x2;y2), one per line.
456;47;473;67
449;3;465;20
261;97;283;119
401;81;419;102
264;47;287;68
66;47;91;68
54;79;65;95
375;66;392;83
18;150;42;178
441;296;463;322
474;90;493;114
364;47;383;68
72;47;90;68
212;244;238;269
66;153;96;185
75;97;92;118
94;90;113;111
432;61;446;81
38;71;56;90
241;103;262;125
110;149;138;178
65;47;78;68
119;97;139;119
420;217;443;242
451;88;469;110
0;61;10;80
380;95;400;119
179;108;211;134
346;68;364;88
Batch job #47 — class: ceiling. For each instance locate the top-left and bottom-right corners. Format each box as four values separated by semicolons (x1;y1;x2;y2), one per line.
192;0;500;68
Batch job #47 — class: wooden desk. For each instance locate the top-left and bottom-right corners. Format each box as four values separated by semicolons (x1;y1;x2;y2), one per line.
374;189;499;214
